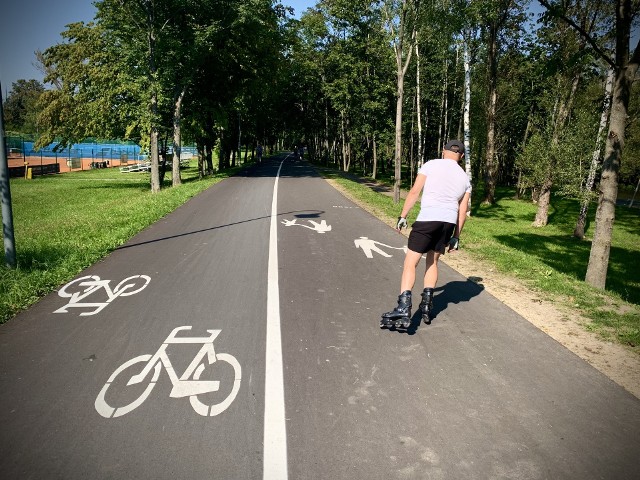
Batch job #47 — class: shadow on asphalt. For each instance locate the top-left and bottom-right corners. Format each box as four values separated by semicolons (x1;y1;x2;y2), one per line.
116;209;325;250
389;279;485;336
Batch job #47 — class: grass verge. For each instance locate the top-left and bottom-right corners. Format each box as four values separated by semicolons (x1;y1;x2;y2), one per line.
320;167;640;353
0;159;245;323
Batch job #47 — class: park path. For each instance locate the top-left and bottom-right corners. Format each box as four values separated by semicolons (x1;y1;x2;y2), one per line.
0;154;638;479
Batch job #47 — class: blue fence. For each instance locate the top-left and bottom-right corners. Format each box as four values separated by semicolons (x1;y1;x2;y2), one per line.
11;140;197;161
21;141;141;160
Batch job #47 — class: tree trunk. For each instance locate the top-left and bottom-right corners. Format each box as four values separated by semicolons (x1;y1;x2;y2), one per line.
516;104;534;199
237;114;242;166
437;57;447;154
532;80;580;227
410;94;415;180
447;43;460;141
574;69;613;238
150;108;160;193
341;111;347;171
463;27;473;210
372;133;378;180
394;83;404;203
390;0;414;204
158;137;168;185
533;71;580;226
536;0;638;289
586;57;638;288
218;128;229;170
147;3;160;193
171;87;185;187
205;140;214;174
324;96;330;163
415;39;423;166
483;23;498;205
197;142;205;179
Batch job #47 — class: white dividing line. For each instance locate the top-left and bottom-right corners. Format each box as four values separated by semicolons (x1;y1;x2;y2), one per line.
264;158;288;479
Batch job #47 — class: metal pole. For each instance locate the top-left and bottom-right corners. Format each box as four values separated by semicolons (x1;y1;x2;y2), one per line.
0;81;17;268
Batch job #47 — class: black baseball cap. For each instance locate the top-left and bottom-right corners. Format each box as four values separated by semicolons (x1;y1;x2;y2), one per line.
444;140;465;153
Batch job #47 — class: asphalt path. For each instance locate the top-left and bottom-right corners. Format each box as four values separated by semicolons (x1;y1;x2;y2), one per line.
1;154;639;479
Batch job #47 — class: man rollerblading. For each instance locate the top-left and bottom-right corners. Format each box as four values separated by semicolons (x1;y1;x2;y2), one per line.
380;290;412;329
380;140;470;330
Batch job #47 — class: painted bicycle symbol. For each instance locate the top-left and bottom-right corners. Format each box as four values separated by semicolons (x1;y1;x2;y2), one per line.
95;326;242;418
55;274;151;316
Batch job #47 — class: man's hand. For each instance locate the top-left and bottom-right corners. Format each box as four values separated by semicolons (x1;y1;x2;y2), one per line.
396;217;408;231
448;236;459;251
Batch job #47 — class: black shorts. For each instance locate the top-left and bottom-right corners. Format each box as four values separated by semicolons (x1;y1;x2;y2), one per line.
407;221;456;254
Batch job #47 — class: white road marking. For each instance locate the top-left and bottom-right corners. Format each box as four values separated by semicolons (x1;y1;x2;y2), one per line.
94;326;241;418
264;158;288;479
281;218;332;233
55;274;151;316
354;237;408;258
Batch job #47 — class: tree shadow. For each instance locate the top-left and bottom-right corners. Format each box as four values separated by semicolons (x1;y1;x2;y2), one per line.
494;232;639;303
470;200;521;222
116;209;326;250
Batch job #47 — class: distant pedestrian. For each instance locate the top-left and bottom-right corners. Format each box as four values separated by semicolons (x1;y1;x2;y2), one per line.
256;143;263;163
380;139;471;329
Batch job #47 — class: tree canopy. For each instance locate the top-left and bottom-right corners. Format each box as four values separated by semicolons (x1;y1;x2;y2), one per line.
3;79;45;134
5;0;639;290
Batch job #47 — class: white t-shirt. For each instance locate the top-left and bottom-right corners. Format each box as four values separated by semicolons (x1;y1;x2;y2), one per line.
416;159;471;224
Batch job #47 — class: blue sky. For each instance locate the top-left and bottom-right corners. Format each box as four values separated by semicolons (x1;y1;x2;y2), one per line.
0;0;98;98
1;1;633;100
0;0;315;100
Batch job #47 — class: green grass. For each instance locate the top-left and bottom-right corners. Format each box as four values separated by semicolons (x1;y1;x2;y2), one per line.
0;158;244;323
322;168;640;352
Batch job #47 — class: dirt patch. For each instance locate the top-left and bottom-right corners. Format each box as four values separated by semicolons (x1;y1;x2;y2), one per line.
326;176;640;400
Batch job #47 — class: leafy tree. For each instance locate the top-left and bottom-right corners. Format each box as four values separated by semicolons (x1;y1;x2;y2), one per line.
36;21;129;149
472;0;527;205
383;0;418;203
540;0;640;289
284;1;395;177
3;79;45;134
619;79;640;187
574;70;614;239
36;0;287;190
529;0;608;226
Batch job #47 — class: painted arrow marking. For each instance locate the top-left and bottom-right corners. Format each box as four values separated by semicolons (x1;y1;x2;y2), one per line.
281;219;332;234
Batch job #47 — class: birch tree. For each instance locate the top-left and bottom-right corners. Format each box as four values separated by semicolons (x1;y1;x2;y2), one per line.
463;26;474;197
415;36;424;165
540;0;640;289
532;0;607;226
573;69;614;239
